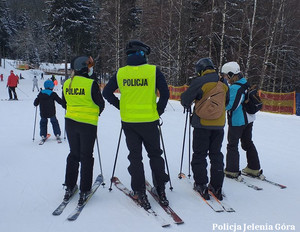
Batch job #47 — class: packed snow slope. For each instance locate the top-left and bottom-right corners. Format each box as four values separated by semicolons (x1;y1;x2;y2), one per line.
0;59;299;232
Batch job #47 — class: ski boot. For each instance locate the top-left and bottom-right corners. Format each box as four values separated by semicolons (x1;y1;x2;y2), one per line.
63;185;78;202
194;183;210;200
224;170;243;181
153;186;169;206
78;191;92;206
56;134;62;143
208;183;223;201
242;167;265;180
132;190;151;210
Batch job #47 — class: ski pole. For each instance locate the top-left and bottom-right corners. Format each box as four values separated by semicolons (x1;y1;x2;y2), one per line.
158;119;173;190
179;108;189;178
109;127;123;191
188;109;192;178
32;106;38;141
167;101;175;111
95;136;105;187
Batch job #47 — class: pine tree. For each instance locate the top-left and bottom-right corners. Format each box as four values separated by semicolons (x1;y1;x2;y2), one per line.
0;0;15;66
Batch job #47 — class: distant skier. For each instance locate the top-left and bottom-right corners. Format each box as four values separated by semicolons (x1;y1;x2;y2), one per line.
0;74;3;81
33;79;62;142
7;70;19;100
32;76;39;92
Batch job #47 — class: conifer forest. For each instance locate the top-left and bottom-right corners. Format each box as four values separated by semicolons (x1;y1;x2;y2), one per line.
0;0;299;92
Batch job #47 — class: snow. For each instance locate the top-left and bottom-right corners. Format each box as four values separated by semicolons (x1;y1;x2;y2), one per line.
0;59;299;232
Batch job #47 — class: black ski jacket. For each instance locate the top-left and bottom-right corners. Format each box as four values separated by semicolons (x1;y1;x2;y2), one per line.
34;89;62;118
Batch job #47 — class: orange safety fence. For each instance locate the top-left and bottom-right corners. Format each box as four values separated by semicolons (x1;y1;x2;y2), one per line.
260;90;296;115
168;85;189;101
100;83;297;115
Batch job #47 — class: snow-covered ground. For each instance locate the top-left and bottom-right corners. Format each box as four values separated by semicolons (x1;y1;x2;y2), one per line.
0;59;299;232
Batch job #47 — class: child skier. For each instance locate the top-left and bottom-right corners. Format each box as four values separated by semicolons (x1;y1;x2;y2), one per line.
34;79;63;143
32;76;39;92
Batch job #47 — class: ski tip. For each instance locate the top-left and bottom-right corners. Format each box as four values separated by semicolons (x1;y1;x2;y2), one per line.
162;224;171;228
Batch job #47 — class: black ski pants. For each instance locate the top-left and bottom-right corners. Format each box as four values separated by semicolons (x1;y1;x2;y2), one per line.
122;121;169;192
191;128;224;189
226;122;260;172
64;119;97;192
8;87;17;100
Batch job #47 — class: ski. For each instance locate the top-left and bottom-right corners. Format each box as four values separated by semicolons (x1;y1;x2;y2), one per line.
178;173;224;213
242;173;287;189
230;176;263;191
145;180;184;225
208;190;235;212
39;134;51;145
112;177;170;228
67;174;104;221
52;185;79;216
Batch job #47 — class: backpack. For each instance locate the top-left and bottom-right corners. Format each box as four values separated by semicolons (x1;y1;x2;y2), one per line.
194;80;227;120
234;83;263;114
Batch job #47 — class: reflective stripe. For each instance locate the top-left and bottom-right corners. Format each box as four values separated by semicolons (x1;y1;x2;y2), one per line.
117;64;159;122
63;76;99;126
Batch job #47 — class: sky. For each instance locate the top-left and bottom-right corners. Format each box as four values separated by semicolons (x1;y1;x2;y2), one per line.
0;59;299;232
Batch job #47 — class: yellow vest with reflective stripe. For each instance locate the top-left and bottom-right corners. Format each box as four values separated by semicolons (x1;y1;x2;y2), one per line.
117;64;159;123
63;76;99;126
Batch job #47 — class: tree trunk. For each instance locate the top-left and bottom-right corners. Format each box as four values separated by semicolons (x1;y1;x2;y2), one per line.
218;1;226;71
208;0;215;58
245;0;257;79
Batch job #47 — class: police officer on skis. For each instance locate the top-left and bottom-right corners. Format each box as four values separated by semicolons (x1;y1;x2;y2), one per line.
62;56;105;206
103;40;170;210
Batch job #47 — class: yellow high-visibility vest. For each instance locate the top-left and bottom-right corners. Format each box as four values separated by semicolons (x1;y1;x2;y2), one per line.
63;76;99;126
117;64;159;122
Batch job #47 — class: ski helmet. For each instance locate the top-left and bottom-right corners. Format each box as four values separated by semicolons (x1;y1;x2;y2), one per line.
195;58;215;75
126;40;151;56
44;79;54;89
71;56;92;76
221;61;240;78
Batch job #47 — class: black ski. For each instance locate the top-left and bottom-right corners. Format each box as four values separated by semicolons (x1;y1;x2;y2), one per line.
242;173;287;189
112;177;170;228
67;174;104;221
145;180;184;224
52;185;79;216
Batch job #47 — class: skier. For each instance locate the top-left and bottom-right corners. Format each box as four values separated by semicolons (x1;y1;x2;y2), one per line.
180;58;229;201
7;70;19;100
32;76;39;92
62;56;105;206
34;80;62;142
0;74;3;81
103;40;170;210
221;61;264;179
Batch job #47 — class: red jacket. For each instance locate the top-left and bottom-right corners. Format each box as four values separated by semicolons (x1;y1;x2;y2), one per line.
7;74;19;87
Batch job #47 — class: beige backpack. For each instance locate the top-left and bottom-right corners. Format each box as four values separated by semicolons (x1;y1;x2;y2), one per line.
194;81;226;120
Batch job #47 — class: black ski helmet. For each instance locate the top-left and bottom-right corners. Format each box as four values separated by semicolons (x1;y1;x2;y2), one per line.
71;56;89;75
126;40;151;56
195;57;215;75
